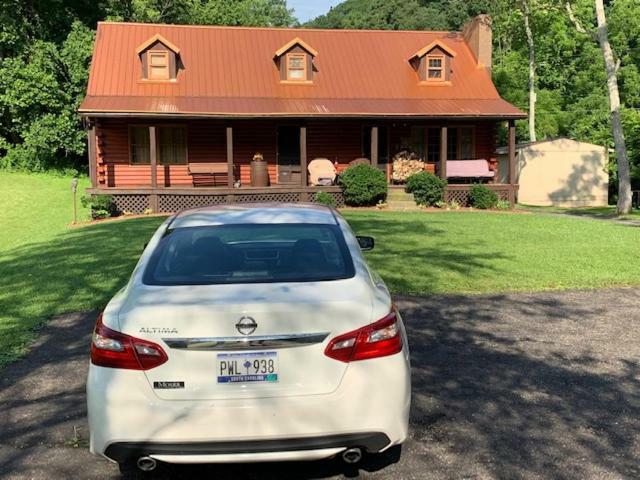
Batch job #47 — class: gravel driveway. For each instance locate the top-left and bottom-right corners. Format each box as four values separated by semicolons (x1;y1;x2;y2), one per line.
1;288;639;479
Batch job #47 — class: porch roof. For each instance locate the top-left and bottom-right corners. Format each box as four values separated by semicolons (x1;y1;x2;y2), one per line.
80;96;524;119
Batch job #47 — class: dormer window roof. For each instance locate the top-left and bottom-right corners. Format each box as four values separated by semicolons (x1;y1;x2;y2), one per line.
136;34;181;82
275;37;317;84
410;40;456;61
135;34;180;55
410;40;455;84
274;37;318;58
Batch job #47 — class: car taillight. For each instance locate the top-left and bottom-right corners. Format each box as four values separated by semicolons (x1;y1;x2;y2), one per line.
324;310;403;362
90;314;168;370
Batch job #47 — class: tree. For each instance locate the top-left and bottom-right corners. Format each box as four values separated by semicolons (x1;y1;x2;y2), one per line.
0;22;94;171
105;0;295;27
306;0;447;30
566;0;632;213
521;0;537;142
0;0;295;173
188;0;294;27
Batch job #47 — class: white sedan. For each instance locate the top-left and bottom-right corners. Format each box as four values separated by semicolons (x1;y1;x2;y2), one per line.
87;203;411;478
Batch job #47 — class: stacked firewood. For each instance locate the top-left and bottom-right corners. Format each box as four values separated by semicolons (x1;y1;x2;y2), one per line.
392;151;425;183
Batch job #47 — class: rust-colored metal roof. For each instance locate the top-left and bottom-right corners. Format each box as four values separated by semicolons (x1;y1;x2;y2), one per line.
80;22;526;119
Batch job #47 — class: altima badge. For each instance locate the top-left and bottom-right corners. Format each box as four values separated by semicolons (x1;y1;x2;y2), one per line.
140;327;178;334
236;316;258;335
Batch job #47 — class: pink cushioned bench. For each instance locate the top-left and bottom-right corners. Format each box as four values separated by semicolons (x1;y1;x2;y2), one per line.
446;159;495;179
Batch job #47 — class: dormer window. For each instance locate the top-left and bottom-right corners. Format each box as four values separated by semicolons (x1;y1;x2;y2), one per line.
148;51;170;80
410;40;455;84
136;34;181;82
427;55;444;81
275;37;318;84
286;53;306;81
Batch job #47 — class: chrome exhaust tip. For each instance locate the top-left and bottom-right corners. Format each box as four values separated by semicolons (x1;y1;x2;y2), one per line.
342;447;363;464
136;456;157;472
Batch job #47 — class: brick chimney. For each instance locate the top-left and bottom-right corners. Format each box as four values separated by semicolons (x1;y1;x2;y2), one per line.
462;14;492;72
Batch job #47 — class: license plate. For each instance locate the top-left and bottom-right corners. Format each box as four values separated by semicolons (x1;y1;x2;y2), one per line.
217;352;278;383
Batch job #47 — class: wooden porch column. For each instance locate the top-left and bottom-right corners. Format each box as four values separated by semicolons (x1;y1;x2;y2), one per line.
149;126;158;212
507;119;517;205
87;123;97;188
507;120;516;184
370;126;379;167
226;126;234;188
300;126;308;187
439;126;447;180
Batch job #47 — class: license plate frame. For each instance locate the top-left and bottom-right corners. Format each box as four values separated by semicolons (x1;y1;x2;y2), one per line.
217;352;279;384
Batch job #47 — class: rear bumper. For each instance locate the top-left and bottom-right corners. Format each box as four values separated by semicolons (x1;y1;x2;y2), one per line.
87;351;411;464
104;432;391;463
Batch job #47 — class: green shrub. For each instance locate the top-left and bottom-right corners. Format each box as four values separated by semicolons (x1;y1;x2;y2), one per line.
405;172;447;206
81;194;115;219
314;191;337;208
496;199;512;210
469;184;499;209
339;164;387;206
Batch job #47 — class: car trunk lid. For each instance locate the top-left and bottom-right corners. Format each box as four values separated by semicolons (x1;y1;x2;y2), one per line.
117;278;372;400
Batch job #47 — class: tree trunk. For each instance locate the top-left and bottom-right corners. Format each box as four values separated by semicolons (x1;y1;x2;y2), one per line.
594;0;631;214
522;0;537;142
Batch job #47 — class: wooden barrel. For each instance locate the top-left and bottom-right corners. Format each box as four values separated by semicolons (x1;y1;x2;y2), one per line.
250;159;269;187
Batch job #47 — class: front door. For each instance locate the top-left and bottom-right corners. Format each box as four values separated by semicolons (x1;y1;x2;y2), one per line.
277;126;301;184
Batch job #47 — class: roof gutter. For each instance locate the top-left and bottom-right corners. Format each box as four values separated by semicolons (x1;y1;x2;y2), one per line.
78;111;528;121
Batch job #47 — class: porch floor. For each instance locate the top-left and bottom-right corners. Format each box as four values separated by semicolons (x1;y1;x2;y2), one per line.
87;185;342;195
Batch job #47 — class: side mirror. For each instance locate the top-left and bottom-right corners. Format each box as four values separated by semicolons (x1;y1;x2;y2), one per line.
356;236;375;251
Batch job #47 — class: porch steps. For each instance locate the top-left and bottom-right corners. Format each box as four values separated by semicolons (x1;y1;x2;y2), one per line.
386;186;420;211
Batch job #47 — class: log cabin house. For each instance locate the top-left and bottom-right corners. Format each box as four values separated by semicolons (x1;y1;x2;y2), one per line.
79;15;526;212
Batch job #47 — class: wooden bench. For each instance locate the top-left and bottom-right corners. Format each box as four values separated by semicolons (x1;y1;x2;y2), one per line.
188;163;229;187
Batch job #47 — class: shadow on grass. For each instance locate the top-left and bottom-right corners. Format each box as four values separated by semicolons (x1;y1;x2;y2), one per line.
0;217;166;367
346;213;509;294
521;205;639;221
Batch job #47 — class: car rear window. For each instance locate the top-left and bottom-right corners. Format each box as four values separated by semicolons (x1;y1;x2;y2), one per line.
143;224;356;285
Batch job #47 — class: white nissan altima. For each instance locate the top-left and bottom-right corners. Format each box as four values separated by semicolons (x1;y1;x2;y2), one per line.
87;203;411;478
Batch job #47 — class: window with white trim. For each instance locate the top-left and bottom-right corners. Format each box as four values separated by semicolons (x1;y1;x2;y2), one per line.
427;55;444;81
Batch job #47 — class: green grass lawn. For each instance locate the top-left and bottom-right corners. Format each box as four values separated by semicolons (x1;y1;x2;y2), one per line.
343;210;640;295
1;171;639;368
0;172;91;251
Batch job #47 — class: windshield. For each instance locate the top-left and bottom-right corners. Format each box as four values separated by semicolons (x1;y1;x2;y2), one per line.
143;223;356;285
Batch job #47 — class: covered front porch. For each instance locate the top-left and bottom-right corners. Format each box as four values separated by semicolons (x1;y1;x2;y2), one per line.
86;117;518;213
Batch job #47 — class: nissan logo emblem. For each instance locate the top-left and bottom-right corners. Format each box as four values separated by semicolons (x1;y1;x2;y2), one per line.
236;316;258;335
